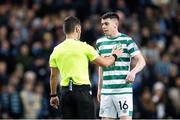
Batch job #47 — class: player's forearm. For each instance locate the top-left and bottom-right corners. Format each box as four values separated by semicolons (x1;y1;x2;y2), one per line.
131;56;146;74
98;79;102;91
50;76;58;95
98;67;103;90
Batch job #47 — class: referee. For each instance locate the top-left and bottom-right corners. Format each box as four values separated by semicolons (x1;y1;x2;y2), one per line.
49;16;122;119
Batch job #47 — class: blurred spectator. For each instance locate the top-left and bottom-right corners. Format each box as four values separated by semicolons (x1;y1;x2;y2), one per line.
154;53;171;84
142;6;157;31
151;0;170;6
42;32;54;60
152;81;173;118
16;43;33;70
20;71;41;118
34;82;49;118
0;83;23;119
88;0;100;15
140;26;151;46
168;77;180;118
0;61;8;87
38;0;54;17
0;4;9;26
8;74;21;91
171;8;180;35
169;64;178;87
115;0;129;16
31;41;43;57
151;22;166;53
137;87;156;118
23;71;36;85
116;10;126;33
29;55;49;83
141;41;159;89
13;63;24;80
97;0;111;14
81;18;96;45
128;19;141;44
0;26;7;41
168;35;180;66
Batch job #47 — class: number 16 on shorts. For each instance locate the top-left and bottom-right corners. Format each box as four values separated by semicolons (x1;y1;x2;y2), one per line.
116;94;133;117
119;100;128;110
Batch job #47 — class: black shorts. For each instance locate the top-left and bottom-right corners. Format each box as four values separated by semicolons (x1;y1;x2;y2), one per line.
60;85;95;119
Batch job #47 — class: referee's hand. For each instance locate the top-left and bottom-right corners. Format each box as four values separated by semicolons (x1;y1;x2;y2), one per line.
50;96;59;109
112;46;123;57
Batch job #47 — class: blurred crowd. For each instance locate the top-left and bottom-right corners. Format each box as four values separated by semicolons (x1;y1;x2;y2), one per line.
0;0;179;119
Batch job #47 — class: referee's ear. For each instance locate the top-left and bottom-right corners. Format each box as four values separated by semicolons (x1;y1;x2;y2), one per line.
75;25;81;33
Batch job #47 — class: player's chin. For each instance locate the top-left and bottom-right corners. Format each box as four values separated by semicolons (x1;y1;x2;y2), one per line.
104;32;110;36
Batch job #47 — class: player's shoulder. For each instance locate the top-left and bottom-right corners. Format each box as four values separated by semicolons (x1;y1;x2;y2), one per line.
96;35;107;44
119;33;132;40
118;33;134;46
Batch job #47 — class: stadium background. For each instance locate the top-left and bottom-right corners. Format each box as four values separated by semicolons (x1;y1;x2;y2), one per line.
0;0;179;119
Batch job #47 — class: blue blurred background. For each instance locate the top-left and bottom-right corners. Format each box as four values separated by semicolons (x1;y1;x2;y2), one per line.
0;0;179;119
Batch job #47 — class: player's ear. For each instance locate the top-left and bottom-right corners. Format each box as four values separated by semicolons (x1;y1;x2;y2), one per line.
115;20;119;28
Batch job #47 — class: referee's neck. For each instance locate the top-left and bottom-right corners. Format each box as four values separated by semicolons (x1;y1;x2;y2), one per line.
66;34;78;40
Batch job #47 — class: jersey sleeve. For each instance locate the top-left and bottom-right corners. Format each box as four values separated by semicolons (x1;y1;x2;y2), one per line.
85;43;99;61
49;49;57;68
127;39;140;57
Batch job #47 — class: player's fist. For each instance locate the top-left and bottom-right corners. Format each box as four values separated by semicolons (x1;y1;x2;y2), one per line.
126;71;136;83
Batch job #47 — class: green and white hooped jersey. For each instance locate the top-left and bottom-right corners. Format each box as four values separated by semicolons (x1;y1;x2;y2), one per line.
96;33;140;95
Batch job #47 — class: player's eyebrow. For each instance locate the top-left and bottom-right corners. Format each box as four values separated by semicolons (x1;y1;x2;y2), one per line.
101;22;109;26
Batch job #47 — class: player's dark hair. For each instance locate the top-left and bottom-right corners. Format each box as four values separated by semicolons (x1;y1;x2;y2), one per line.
63;16;80;34
101;12;120;21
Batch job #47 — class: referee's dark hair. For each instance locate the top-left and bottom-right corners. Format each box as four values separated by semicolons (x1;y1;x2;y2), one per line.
101;12;120;21
63;16;80;34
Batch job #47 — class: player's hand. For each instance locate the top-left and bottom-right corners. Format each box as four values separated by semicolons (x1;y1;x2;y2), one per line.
97;88;101;103
126;71;136;83
112;47;123;57
50;96;59;109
